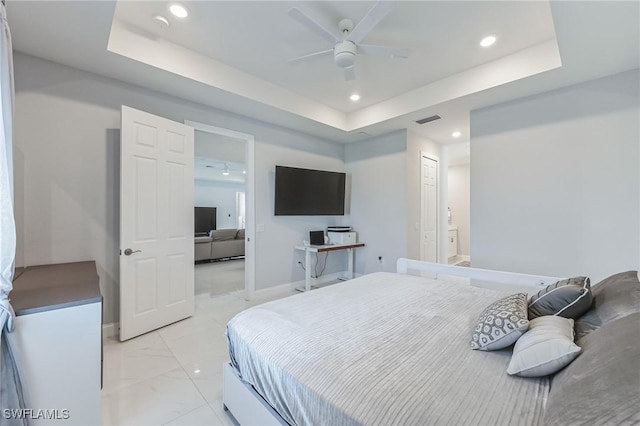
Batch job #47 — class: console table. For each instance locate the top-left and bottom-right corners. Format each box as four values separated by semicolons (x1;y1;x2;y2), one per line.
294;242;365;291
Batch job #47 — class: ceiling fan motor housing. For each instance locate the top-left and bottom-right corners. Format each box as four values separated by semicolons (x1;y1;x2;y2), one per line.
334;41;356;68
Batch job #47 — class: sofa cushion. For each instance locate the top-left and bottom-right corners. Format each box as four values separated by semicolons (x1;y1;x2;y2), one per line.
211;229;238;241
236;229;245;239
211;239;244;259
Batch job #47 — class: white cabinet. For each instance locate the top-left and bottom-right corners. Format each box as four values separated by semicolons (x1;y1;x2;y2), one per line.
448;227;458;260
8;261;102;426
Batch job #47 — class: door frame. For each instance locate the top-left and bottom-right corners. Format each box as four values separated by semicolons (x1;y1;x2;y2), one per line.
185;120;255;300
420;151;439;263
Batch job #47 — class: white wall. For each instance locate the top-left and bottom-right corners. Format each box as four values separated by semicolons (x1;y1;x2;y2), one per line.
13;52;345;323
448;163;470;256
194;132;245;163
254;143;347;289
471;70;639;282
194;180;244;229
344;131;408;273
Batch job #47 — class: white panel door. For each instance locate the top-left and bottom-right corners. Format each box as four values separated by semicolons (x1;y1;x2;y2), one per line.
420;155;438;262
120;105;194;341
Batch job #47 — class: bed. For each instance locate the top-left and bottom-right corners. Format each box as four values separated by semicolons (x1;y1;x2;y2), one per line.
223;259;640;425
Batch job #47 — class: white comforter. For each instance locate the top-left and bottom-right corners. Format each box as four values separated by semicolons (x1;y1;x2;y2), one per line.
227;272;549;426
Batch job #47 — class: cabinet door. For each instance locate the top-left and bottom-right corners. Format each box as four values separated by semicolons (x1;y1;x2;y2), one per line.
448;231;458;258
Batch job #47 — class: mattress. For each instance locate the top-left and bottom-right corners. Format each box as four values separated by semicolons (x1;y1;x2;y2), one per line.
227;272;550;426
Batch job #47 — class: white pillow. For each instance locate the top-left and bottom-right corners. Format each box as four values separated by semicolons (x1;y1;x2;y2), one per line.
507;316;581;377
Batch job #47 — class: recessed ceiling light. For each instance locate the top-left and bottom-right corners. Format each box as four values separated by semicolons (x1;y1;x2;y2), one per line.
452;131;462;138
480;35;497;47
350;93;360;102
169;4;188;18
153;15;169;28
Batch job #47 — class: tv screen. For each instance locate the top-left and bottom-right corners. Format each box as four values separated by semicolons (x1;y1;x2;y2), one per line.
194;207;216;234
275;166;346;216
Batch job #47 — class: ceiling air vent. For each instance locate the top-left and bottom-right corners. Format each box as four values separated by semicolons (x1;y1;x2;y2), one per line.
415;115;441;125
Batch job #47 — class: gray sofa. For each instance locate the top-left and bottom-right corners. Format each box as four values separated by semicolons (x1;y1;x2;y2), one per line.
195;229;245;262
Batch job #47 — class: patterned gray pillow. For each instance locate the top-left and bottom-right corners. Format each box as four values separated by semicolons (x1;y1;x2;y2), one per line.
528;276;592;319
471;293;529;351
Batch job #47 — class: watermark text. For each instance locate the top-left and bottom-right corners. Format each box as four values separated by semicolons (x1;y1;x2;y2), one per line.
2;409;70;420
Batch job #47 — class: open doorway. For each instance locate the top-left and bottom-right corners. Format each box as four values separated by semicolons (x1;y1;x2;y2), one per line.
187;121;255;300
447;143;470;266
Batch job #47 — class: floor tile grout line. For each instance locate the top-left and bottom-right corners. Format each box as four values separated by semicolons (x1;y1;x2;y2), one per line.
162;400;211;426
159;400;211;426
208;401;235;426
101;334;184;398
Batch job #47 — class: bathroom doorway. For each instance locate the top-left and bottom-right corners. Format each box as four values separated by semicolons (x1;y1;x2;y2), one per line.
447;142;470;266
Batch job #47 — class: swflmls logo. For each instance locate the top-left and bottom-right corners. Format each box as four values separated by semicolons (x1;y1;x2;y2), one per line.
2;409;70;420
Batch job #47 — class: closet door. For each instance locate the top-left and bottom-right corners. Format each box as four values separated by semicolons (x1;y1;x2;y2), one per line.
421;154;438;262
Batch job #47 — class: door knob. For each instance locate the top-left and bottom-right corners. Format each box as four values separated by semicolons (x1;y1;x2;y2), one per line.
124;248;142;256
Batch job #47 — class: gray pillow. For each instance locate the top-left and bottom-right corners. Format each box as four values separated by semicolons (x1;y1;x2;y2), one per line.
574;270;640;339
544;313;640;425
471;293;529;351
528;276;592;319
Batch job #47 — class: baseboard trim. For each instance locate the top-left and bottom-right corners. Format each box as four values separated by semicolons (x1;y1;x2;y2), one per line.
289;271;363;292
102;322;119;338
449;254;470;265
251;282;293;301
251;271;364;299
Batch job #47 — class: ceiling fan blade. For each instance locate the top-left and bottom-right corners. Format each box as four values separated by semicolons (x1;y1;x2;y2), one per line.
287;7;341;44
359;44;410;59
346;1;394;45
344;66;356;81
288;49;333;65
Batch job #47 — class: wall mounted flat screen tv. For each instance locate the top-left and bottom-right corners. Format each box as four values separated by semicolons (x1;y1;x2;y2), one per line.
194;207;216;235
275;166;346;216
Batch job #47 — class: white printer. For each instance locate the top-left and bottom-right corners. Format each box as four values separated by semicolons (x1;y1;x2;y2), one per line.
327;226;357;244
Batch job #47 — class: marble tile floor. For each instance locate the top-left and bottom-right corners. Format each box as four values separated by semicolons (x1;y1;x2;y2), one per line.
195;259;245;296
101;287;297;425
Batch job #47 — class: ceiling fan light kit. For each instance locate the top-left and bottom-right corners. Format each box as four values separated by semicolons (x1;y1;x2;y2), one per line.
287;1;410;81
334;41;357;68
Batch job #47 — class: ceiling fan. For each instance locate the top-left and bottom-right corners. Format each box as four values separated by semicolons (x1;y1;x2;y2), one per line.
287;1;410;81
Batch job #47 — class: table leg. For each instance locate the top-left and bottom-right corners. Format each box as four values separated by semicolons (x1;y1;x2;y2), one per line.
347;248;355;279
305;249;311;291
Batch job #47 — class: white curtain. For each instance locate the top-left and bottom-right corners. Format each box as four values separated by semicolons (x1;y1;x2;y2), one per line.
0;0;15;339
0;3;24;423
